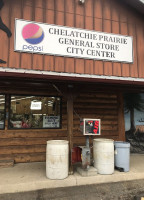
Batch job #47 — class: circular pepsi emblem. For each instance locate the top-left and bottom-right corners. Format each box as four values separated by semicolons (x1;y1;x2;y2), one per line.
22;23;44;45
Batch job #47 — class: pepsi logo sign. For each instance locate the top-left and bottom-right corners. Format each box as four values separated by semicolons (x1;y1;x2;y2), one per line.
22;23;44;44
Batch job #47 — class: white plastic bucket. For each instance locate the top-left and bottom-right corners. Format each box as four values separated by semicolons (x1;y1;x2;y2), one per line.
93;138;114;174
46;140;69;179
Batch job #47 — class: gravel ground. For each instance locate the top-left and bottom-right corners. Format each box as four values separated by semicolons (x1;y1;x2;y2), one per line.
1;180;144;200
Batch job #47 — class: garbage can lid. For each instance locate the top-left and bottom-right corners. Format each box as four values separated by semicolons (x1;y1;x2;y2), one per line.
114;141;130;148
93;138;114;143
47;140;69;145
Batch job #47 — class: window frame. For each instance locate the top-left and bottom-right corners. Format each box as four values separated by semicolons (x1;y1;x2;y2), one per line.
8;94;62;130
0;94;6;130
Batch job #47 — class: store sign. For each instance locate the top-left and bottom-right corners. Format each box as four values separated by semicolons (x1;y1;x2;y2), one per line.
43;116;60;128
30;101;42;110
15;19;133;63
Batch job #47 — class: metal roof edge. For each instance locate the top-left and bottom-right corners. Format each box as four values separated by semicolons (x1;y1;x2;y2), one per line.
0;67;144;85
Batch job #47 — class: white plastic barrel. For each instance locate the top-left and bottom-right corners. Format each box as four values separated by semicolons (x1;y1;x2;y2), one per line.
93;138;114;175
46;140;69;179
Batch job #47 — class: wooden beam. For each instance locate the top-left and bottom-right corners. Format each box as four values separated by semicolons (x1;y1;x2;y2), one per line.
0;160;14;168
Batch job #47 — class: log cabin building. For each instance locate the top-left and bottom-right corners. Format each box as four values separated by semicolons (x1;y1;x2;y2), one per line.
0;0;144;167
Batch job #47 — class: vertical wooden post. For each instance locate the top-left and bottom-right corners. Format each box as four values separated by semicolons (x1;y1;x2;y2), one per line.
67;92;74;174
117;92;125;141
5;94;9;130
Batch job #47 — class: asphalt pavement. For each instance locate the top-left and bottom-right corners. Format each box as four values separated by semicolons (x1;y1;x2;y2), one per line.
1;179;144;200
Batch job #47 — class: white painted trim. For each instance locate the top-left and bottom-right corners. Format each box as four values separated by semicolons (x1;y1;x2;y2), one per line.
0;67;144;83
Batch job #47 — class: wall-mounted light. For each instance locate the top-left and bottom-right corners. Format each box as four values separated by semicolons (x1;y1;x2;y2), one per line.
79;0;85;5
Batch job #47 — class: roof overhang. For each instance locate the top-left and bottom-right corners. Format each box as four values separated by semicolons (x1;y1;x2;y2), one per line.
1;68;144;93
0;67;144;87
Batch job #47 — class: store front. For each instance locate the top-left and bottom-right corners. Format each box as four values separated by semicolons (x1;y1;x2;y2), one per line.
0;74;128;165
0;0;144;168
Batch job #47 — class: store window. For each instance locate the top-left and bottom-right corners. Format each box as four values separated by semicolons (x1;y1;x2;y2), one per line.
9;95;61;129
0;95;5;129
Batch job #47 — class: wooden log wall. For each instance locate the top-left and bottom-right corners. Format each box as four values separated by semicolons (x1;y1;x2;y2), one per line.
0;81;125;163
0;0;144;78
72;92;125;146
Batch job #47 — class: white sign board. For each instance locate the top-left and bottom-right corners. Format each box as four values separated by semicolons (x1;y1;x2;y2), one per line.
43;116;60;128
30;101;42;110
15;19;133;63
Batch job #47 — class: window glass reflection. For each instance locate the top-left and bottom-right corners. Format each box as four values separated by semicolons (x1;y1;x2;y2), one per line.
9;95;61;129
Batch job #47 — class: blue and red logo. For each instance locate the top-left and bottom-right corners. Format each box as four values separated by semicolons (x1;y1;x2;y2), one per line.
22;23;44;45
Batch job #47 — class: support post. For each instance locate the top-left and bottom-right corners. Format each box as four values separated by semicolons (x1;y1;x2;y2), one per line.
86;135;89;148
67;93;74;174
